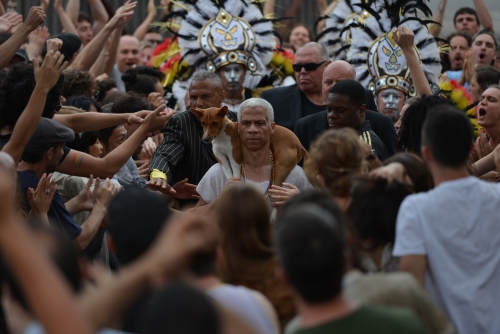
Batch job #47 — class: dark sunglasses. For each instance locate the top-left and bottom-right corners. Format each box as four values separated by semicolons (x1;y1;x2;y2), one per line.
292;61;326;72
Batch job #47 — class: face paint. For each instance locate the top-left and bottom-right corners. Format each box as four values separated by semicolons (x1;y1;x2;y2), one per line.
377;88;405;122
223;63;243;83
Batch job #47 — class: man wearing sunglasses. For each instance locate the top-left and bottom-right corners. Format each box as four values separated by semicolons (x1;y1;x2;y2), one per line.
260;42;331;132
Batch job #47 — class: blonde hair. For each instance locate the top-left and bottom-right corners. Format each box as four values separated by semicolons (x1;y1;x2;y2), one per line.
304;128;364;197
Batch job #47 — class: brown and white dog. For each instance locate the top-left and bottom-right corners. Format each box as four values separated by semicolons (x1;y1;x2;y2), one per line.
191;106;307;186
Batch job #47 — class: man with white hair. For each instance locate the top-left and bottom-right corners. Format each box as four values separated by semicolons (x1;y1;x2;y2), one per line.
195;98;311;211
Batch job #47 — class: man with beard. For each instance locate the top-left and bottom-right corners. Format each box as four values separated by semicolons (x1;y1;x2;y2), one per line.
445;33;471;81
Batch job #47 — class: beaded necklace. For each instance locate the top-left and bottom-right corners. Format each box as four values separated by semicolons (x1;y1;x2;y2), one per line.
240;150;275;198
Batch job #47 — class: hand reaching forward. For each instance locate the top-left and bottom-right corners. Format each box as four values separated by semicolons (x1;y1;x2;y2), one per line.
172;178;200;200
27;173;57;217
34;50;68;91
147;178;176;196
93;178;120;208
142;104;175;133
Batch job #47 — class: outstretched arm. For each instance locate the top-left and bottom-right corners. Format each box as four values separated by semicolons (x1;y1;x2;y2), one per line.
69;0;137;71
133;0;157;41
474;0;493;32
316;0;339;34
88;0;109;34
429;0;446;38
58;105;174;179
0;7;45;71
2;50;68;165
66;0;80;23
393;26;432;97
54;0;79;35
0;153;93;334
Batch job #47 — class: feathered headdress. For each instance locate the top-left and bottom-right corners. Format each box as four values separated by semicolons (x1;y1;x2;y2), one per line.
150;0;286;110
346;0;442;97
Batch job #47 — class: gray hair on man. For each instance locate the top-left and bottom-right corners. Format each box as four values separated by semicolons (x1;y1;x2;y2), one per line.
238;98;274;123
190;70;223;89
297;42;329;61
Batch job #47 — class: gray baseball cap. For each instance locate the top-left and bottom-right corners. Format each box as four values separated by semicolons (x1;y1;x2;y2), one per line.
24;118;75;153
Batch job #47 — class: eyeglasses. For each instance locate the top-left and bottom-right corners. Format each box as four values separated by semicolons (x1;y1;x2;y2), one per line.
292;61;326;72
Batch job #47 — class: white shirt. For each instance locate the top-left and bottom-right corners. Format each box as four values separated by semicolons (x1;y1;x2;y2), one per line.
110;64;126;92
393;176;500;334
197;163;312;210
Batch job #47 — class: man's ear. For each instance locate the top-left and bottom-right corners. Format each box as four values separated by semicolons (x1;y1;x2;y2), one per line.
191;108;204;119
421;144;432;163
44;147;54;161
217;106;229;117
270;122;276;133
220;90;227;104
359;103;366;118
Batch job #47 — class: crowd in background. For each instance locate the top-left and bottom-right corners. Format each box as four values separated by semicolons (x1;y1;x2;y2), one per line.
0;0;499;333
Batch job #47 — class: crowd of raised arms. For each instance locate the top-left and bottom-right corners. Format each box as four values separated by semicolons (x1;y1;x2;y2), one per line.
0;0;499;333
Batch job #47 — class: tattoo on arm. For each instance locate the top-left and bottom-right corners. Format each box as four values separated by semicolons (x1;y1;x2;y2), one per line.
72;153;83;167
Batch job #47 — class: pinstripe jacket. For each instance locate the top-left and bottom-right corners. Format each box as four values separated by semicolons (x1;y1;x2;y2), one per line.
150;110;238;186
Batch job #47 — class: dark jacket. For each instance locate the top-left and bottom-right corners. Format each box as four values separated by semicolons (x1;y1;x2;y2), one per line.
294;110;396;159
261;85;396;155
150;110;238;186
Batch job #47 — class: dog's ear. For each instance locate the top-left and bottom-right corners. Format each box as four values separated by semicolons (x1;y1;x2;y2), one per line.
191;108;204;118
217;106;229;117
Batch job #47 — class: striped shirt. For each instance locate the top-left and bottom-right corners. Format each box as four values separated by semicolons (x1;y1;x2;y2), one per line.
150;110;238;186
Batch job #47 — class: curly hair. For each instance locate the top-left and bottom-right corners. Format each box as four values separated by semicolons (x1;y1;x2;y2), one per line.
61;69;97;98
0;62;64;128
304;128;365;198
398;95;454;155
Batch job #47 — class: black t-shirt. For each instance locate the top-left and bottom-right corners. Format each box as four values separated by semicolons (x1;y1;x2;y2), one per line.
301;92;325;118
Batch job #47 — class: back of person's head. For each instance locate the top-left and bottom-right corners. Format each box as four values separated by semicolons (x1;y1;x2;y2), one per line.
329;79;366;107
131;66;165;81
102;90;127;105
96;78;117;103
42;33;82;62
304;128;364;197
122;68;162;96
454;7;479;25
66;130;99;154
65;95;102;112
62;69;97;98
108;187;171;265
0;221;81;312
139;282;220;334
422;105;473;168
398;95;454;155
277;189;345;227
384;153;433;192
475;65;500;92
212;185;274;283
0;62;64;128
347;178;411;252
111;94;152;114
276;204;345;303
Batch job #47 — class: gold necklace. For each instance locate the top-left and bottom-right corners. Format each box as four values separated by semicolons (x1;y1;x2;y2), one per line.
240;150;275;198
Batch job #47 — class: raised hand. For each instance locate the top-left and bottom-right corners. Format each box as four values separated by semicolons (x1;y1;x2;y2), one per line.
107;0;137;29
0;153;17;219
147;177;176;196
147;92;166;110
27;173;57;218
46;38;63;53
23;6;46;32
0;13;23;34
76;175;95;212
93;178;119;208
34;50;68;91
147;0;157;18
393;25;414;51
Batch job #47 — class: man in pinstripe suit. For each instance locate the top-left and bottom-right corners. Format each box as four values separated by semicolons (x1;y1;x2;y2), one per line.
148;71;237;204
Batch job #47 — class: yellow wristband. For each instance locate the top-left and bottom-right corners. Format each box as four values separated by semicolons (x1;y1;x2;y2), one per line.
150;169;167;182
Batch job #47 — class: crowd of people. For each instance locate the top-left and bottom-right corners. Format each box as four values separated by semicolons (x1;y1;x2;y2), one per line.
0;0;499;333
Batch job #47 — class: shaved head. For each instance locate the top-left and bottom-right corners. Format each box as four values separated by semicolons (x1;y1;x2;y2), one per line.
322;61;357;102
